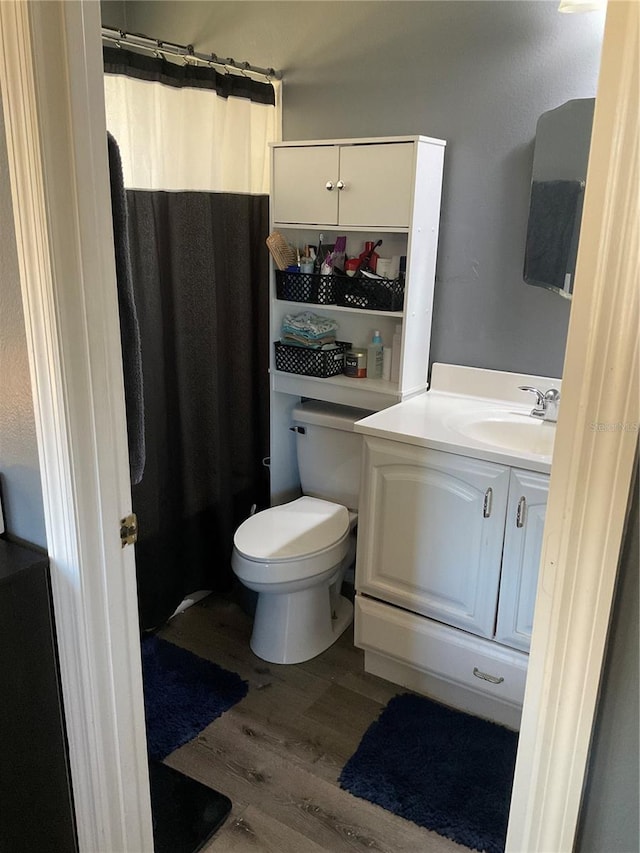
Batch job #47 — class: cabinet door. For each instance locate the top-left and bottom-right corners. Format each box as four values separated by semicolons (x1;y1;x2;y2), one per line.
356;438;510;638
495;469;549;652
272;146;339;224
339;143;415;227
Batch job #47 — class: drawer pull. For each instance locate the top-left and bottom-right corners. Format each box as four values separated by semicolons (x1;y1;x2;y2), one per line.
516;495;527;528
473;666;504;685
483;487;493;518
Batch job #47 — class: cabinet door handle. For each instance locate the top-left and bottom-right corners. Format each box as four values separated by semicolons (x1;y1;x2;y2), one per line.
483;487;493;518
516;495;526;528
336;180;345;190
325;181;334;191
473;667;504;685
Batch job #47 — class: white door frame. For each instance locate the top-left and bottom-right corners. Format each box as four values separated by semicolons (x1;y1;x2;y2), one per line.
0;2;637;852
0;3;153;851
507;1;638;849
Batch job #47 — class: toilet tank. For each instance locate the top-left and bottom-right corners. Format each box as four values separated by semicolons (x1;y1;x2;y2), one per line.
291;401;371;511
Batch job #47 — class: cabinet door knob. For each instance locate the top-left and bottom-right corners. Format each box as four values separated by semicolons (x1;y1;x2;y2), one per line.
325;181;334;191
473;667;505;685
483;487;493;518
336;180;345;190
516;495;527;528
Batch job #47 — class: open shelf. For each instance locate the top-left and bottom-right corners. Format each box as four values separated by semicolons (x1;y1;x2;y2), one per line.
275;298;404;320
271;369;425;411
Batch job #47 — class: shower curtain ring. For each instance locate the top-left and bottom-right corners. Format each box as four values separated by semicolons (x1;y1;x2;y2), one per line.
183;44;195;66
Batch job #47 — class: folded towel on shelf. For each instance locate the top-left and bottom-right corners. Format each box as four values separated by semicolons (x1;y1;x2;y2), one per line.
280;333;338;349
281;311;339;346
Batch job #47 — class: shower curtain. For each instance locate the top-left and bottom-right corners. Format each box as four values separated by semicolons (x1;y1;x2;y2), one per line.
104;47;280;630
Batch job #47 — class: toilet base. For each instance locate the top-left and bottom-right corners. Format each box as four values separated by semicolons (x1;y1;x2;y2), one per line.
250;585;353;665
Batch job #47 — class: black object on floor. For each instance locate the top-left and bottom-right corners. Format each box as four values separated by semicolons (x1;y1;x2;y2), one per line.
339;692;519;853
149;760;231;853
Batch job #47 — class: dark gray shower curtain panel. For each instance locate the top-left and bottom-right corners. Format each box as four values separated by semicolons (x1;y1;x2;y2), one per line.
126;190;270;630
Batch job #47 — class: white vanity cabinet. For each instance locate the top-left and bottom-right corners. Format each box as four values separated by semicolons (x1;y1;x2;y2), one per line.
356;438;511;638
354;435;549;728
495;469;549;651
268;136;446;504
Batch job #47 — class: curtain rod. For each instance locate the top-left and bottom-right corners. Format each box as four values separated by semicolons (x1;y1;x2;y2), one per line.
102;26;282;82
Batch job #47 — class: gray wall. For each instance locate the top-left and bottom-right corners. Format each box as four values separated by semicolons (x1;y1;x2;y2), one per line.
0;98;46;548
102;0;605;379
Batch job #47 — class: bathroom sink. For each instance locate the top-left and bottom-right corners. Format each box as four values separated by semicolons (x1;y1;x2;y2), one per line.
446;409;556;458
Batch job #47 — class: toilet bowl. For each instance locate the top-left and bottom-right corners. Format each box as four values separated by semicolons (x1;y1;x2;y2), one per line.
232;496;355;664
232;400;368;664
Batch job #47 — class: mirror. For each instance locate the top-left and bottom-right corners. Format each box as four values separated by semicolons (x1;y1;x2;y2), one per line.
523;98;595;299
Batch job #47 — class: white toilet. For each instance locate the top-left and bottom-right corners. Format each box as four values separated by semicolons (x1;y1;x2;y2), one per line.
231;400;367;664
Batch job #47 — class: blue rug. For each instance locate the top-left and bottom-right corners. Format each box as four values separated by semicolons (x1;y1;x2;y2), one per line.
339;693;518;853
141;635;248;761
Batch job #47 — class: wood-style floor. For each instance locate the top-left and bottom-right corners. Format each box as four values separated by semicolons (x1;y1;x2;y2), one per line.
157;590;471;853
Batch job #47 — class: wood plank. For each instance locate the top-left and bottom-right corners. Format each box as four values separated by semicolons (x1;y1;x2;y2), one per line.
200;701;363;786
301;682;385;744
156;594;470;852
205;804;327;852
166;713;467;853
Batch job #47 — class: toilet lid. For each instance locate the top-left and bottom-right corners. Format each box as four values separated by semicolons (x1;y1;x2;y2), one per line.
234;496;349;561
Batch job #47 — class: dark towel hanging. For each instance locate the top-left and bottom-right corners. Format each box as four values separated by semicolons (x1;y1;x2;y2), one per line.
524;179;584;292
107;131;146;485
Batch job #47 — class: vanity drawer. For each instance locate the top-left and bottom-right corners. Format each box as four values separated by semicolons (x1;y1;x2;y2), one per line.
355;593;529;708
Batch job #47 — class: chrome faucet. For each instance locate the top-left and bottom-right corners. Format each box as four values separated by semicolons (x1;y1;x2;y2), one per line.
518;386;561;422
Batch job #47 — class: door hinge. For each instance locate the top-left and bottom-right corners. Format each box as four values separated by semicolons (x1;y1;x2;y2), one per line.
120;513;138;548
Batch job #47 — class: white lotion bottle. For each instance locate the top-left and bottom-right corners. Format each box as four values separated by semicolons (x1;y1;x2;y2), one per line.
390;324;402;383
382;346;392;381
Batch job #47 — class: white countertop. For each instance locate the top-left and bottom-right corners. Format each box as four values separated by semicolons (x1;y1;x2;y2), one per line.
354;363;561;474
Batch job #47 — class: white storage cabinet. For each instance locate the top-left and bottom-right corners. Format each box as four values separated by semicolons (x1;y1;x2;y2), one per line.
269;136;446;504
354;436;549;728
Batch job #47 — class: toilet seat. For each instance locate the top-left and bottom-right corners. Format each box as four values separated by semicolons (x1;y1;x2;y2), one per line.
232;496;351;587
234;496;349;562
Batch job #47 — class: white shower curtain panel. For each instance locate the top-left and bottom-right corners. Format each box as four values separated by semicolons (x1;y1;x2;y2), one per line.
104;73;281;194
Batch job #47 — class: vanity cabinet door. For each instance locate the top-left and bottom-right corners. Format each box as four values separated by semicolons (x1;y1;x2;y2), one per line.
495;469;549;652
356;437;510;638
272;145;340;225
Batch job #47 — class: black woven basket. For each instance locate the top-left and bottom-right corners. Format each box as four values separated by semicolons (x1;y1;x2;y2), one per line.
275;270;337;305
335;275;405;311
274;341;351;378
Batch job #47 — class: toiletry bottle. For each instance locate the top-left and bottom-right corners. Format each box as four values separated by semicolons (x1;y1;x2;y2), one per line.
382;346;392;381
390;325;402;383
367;330;384;380
357;240;381;274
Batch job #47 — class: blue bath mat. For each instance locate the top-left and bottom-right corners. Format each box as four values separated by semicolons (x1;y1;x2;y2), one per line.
339;693;518;853
141;635;248;761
